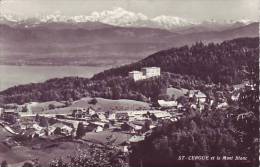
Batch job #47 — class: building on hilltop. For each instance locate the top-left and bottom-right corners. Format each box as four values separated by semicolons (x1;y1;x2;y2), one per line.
128;71;146;81
141;67;161;78
129;67;161;81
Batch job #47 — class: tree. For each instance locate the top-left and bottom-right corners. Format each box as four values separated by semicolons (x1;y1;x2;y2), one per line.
142;120;151;132
39;117;49;127
150;114;157;121
158;94;170;101
54;127;62;135
76;122;85;138
171;94;176;101
1;161;8;167
177;96;188;105
21;106;28;112
88;98;98;105
22;162;33;167
121;122;131;131
35;114;40;122
48;104;55;110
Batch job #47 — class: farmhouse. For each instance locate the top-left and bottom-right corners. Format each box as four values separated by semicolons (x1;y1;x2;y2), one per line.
71;107;96;119
187;90;207;104
129;67;161;81
49;123;74;136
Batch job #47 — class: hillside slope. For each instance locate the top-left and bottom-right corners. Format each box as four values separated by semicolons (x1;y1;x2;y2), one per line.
93;37;259;84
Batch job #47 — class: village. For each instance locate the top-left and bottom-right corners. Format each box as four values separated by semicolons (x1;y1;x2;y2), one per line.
0;67;255;166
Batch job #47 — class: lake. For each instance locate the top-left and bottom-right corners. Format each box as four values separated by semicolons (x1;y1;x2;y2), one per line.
0;65;110;91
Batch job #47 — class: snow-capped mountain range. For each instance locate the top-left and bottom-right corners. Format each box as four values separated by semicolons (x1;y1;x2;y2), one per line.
0;7;254;30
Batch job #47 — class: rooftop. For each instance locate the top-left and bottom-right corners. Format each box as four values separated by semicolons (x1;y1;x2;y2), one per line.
141;67;160;69
129;71;143;73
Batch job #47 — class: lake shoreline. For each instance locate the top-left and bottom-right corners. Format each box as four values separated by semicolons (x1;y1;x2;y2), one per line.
0;65;111;91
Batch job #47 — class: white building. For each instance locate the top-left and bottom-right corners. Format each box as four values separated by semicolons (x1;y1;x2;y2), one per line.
158;100;178;108
16;102;38;116
187;90;207;104
128;71;145;81
129;67;161;81
0;108;4;116
115;110;171;121
141;67;161;78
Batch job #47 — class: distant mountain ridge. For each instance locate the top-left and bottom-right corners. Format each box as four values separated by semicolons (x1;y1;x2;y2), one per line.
0;7;255;31
0;22;258;66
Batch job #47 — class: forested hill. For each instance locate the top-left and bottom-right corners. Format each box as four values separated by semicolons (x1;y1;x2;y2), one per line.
93;37;259;84
0;37;258;104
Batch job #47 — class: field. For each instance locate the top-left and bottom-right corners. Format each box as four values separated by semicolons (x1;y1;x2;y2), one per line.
0;127;83;166
166;87;188;99
71;97;150;112
83;130;131;146
0;130;130;167
0;140;88;167
30;97;150;115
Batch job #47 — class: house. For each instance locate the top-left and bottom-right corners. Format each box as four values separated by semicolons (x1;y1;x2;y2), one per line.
88;107;96;116
71;107;97;119
187;90;207;104
116;110;172;121
1;110;20;124
32;123;44;131
85;121;109;133
158;100;178;108
190;104;197;109
0;108;4;116
231;91;240;101
195;92;207;103
108;113;116;120
21;128;38;138
115;113;129;121
177;103;184;109
71;108;88;119
49;123;73;136
152;112;171;120
141;67;161;78
129;67;161;81
217;102;229;109
96;112;106;121
128;123;143;134
31;124;46;136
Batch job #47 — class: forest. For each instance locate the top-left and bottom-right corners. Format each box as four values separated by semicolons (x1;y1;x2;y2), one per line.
93;37;259;84
0;72;205;104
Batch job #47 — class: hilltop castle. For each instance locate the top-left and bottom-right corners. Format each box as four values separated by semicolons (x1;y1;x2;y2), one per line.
129;67;161;81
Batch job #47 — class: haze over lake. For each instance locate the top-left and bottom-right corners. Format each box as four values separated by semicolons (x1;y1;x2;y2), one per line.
0;65;110;91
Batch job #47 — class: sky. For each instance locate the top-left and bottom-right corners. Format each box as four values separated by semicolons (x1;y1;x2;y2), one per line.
0;0;259;22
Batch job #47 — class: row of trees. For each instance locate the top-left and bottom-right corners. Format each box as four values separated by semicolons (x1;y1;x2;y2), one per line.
0;72;206;105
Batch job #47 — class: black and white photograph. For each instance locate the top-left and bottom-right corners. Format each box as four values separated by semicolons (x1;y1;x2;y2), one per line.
0;0;259;166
